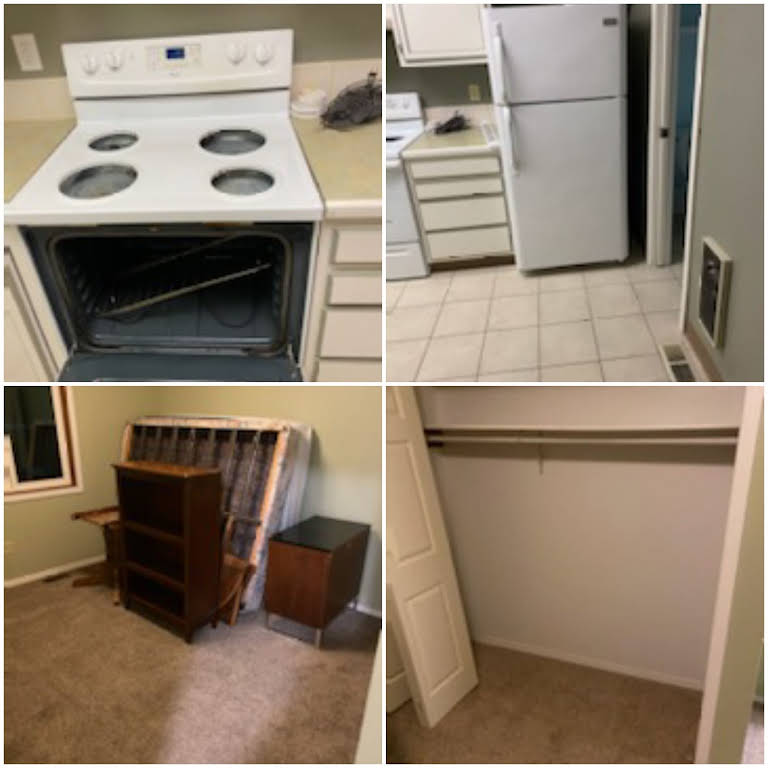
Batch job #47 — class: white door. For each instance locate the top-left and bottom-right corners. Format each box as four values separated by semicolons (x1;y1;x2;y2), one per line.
505;98;629;270
386;593;412;712
487;4;625;104
646;5;679;266
386;386;477;728
393;5;485;66
695;388;764;763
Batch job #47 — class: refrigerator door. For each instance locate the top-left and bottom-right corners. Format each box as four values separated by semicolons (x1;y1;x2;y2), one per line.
503;98;628;271
487;4;626;104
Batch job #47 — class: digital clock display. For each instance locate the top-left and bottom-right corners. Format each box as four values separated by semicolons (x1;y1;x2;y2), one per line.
166;47;185;60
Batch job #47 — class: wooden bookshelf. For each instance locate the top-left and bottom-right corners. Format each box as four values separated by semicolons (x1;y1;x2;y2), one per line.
114;461;221;642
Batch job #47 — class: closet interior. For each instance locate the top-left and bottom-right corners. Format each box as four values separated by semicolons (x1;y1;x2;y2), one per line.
386;385;763;765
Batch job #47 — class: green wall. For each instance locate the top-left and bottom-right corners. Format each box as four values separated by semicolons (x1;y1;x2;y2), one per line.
386;31;491;107
4;386;382;614
4;387;157;581
4;4;382;79
684;5;763;381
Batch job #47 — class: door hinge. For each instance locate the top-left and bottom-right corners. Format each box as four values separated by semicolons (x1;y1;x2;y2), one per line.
660;127;670;138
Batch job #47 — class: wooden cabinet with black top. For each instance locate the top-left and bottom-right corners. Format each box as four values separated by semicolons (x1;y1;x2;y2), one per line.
113;461;221;643
264;515;370;647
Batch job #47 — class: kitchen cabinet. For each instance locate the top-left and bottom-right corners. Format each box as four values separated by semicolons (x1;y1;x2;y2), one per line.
4;227;67;382
391;4;486;67
302;220;382;382
404;146;513;264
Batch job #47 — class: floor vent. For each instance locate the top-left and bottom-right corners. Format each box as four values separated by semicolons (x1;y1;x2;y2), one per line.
660;343;696;382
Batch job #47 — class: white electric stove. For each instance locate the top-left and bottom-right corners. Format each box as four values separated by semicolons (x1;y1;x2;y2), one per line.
5;30;324;382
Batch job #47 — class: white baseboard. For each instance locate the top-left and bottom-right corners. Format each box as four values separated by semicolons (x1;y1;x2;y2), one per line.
5;555;106;589
476;634;703;691
352;601;382;619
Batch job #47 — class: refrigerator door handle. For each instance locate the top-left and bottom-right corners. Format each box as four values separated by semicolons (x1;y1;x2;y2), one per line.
502;107;520;176
491;23;509;104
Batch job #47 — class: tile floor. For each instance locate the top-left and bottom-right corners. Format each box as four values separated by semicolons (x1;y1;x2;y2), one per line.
386;258;685;382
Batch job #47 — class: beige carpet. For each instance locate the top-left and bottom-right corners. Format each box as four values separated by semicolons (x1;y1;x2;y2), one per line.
5;575;379;763
387;643;702;763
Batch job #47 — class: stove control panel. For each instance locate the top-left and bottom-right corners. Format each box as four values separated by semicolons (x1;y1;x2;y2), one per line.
63;30;292;98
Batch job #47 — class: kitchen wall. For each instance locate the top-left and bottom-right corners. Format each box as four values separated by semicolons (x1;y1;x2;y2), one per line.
5;386;383;615
4;4;381;78
417;386;743;687
684;4;763;382
5;386;157;582
385;31;491;108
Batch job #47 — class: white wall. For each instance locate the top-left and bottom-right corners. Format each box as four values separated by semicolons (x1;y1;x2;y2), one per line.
418;386;742;687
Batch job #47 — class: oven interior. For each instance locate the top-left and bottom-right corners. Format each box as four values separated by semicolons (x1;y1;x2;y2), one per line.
25;224;312;357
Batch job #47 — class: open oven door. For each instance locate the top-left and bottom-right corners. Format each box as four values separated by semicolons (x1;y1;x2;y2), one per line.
58;352;302;382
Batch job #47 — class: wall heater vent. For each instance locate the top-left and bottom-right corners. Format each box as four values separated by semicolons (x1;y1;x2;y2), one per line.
698;236;732;348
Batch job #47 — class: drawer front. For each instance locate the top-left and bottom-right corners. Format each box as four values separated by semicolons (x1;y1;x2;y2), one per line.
328;273;381;306
428;226;512;261
410;155;500;179
421;196;507;231
316;360;382;382
333;227;382;265
415;176;503;200
320;309;382;359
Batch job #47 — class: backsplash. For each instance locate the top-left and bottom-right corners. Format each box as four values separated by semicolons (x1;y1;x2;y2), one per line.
386;31;491;107
5;57;381;121
4;4;381;79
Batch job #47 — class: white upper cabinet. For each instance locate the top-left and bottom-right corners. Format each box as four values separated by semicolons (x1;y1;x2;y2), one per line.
391;4;486;67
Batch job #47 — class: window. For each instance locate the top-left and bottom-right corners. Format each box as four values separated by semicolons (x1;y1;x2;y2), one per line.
4;386;82;501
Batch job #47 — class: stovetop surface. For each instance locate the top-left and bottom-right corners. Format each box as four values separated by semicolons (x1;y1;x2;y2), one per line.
6;111;323;225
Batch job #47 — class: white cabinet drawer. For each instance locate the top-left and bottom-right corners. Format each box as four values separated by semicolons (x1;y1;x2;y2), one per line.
421;196;507;231
320;309;381;358
328;273;381;306
410;156;500;179
333;227;382;265
316;359;382;382
415;176;503;200
428;226;512;261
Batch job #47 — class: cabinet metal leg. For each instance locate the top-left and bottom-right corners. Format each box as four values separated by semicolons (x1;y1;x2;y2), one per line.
314;628;322;648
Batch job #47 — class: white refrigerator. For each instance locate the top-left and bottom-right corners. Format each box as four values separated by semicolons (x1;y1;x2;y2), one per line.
485;4;629;271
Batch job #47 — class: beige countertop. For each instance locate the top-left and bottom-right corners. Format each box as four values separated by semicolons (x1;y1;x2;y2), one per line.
403;125;498;160
5;117;382;220
292;117;381;220
5;119;75;203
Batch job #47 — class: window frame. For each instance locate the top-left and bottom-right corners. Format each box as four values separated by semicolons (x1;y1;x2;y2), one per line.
4;386;83;502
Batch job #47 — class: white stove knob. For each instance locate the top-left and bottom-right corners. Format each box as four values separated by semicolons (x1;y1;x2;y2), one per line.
81;54;99;75
254;43;273;65
226;41;247;65
105;49;124;71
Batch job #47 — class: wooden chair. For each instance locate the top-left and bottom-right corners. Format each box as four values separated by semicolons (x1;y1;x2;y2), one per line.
214;514;257;627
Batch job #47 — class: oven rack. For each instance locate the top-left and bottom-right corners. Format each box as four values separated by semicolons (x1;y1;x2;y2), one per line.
87;261;271;319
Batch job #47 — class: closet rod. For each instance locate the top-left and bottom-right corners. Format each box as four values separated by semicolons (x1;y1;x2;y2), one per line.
424;426;739;448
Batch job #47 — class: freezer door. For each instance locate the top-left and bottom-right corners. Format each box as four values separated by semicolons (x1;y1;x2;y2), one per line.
58;352;302;381
487;4;626;103
504;98;628;271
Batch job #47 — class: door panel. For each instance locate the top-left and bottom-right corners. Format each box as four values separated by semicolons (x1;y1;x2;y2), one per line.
60;352;301;381
507;98;629;270
488;4;626;103
386;387;477;728
396;5;485;62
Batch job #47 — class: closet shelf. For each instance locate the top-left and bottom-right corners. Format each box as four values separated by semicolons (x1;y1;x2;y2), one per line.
424;424;739;447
